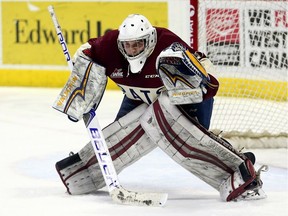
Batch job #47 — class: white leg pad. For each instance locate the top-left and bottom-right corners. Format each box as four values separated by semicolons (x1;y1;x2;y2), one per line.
56;103;157;195
141;93;248;190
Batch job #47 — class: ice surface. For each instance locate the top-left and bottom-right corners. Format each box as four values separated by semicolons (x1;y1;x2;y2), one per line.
0;87;287;216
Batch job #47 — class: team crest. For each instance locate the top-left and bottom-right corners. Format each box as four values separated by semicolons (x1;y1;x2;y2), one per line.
111;68;124;78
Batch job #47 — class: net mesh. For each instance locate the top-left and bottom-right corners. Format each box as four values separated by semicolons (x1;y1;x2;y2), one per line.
196;0;287;146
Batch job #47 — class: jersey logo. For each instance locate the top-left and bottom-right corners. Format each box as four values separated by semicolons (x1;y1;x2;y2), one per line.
145;74;159;79
111;68;124;78
118;84;164;104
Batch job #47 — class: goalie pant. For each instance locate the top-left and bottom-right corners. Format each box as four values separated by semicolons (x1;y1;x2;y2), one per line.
55;93;264;201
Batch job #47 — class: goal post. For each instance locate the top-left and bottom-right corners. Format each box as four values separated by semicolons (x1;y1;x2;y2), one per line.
190;0;288;148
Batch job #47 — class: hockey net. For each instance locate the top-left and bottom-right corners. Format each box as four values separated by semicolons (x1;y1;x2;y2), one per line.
190;0;288;148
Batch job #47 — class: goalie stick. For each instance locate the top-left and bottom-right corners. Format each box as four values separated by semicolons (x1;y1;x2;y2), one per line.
47;5;168;207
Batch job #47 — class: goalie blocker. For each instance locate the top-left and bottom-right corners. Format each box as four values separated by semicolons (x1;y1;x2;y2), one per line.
52;55;107;121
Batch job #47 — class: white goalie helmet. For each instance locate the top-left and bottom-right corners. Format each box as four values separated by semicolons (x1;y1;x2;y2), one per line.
117;14;157;73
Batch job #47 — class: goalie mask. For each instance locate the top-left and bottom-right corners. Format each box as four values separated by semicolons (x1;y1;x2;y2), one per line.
117;14;157;73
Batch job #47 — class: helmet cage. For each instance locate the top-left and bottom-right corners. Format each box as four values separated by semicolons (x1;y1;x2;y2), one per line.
118;34;151;60
117;14;157;73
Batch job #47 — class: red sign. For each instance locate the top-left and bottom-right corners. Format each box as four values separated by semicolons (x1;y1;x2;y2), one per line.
206;9;240;43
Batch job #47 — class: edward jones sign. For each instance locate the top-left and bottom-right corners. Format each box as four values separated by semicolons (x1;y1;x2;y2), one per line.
2;1;167;65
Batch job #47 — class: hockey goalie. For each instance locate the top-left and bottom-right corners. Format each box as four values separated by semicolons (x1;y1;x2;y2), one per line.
53;14;267;202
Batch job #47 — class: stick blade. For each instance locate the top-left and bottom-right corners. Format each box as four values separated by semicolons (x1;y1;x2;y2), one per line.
110;186;168;207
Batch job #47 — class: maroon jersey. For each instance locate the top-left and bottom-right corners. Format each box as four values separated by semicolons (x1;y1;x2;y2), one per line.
86;27;217;104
